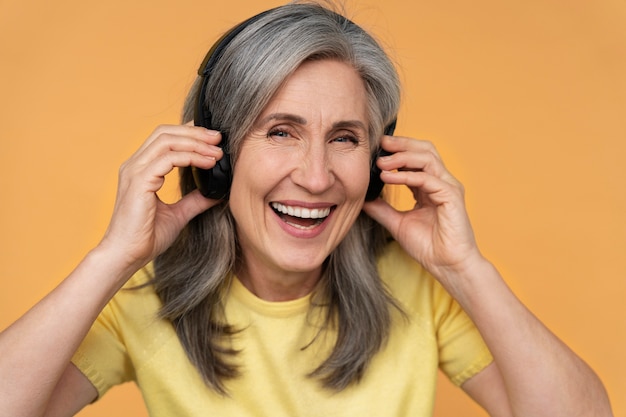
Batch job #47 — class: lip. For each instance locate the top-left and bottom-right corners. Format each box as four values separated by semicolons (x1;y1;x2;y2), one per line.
269;200;336;239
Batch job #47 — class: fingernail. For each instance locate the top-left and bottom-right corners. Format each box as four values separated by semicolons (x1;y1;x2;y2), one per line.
209;145;223;153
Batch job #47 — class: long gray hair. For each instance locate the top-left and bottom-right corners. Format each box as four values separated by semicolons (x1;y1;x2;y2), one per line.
154;1;402;394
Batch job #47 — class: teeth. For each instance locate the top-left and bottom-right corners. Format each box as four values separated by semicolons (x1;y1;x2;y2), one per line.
271;202;331;219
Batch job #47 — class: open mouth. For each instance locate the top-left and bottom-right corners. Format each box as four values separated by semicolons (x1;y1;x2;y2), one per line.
270;202;334;230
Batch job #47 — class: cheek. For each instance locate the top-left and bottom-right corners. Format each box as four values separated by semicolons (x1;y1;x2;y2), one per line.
229;150;257;223
336;153;372;197
231;151;286;192
229;169;271;247
229;146;285;214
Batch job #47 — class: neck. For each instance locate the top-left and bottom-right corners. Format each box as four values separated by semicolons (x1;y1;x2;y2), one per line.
235;259;322;302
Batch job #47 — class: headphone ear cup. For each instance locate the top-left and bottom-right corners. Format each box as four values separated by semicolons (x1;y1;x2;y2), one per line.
192;70;232;199
365;120;397;201
365;148;391;201
192;151;232;200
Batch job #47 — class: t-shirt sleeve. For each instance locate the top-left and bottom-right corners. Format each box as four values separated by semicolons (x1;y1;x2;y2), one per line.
432;280;493;386
378;241;493;387
72;266;164;399
71;298;136;398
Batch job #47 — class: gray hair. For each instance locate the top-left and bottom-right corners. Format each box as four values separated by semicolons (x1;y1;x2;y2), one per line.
154;1;402;395
182;2;400;157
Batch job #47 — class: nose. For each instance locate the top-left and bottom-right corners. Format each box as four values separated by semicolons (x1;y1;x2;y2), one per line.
291;141;335;195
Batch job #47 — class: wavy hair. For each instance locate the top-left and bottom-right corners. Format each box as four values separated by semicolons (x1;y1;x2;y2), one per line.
153;1;402;394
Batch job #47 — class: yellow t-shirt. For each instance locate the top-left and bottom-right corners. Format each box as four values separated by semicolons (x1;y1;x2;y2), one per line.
72;241;492;416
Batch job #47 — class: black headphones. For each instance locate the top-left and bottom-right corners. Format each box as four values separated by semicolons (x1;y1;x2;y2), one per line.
192;8;397;201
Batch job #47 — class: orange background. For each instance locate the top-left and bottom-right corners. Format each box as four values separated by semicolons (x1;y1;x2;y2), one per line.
1;0;624;416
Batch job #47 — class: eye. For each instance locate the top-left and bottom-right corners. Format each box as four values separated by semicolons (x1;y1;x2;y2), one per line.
267;128;291;139
333;135;358;144
266;124;302;143
331;132;361;147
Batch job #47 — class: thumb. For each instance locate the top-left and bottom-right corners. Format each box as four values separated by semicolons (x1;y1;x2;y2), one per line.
362;198;402;234
170;189;221;225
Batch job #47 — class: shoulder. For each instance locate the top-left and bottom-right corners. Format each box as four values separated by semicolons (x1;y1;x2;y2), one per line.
376;240;459;321
377;240;431;283
100;264;163;328
72;264;176;397
97;263;174;359
377;240;435;304
125;263;157;289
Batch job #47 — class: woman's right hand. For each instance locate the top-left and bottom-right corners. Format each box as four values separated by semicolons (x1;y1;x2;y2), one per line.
98;124;224;272
1;124;225;417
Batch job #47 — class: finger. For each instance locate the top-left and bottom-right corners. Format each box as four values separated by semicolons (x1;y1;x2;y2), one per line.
380;170;464;206
169;189;221;224
362;198;403;233
143;151;220;191
376;136;451;179
380;135;441;158
135;124;222;155
132;133;223;168
376;149;447;178
118;149;219;198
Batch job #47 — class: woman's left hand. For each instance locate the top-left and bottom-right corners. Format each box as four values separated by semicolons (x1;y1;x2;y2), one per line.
364;135;615;417
362;135;484;285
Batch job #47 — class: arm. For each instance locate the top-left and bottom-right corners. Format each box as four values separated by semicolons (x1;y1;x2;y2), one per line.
0;124;222;417
454;258;610;417
363;134;613;417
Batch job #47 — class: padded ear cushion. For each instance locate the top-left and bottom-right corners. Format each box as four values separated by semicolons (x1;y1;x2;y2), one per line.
191;146;232;199
365;119;397;201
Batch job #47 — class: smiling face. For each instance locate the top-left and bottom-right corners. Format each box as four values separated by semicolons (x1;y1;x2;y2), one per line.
229;59;372;299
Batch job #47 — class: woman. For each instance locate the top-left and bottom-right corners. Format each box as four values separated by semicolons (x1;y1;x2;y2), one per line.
0;2;613;416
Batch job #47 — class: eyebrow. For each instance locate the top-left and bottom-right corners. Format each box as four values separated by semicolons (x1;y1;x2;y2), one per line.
259;113;367;132
260;113;307;126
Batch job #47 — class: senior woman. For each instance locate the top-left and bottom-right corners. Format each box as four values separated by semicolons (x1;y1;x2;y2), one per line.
0;2;612;417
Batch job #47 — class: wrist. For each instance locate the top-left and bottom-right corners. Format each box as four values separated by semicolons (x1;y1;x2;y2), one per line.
87;241;146;289
433;253;502;310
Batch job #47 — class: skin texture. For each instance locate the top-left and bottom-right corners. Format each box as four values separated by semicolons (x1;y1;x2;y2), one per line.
229;60;371;301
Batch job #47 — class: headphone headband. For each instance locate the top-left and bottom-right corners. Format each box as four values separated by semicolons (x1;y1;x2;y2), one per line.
192;7;396;201
195;9;275;131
